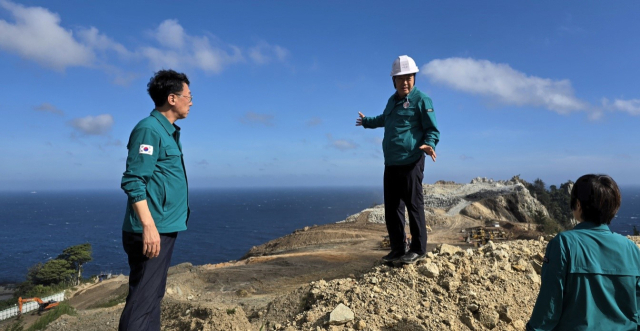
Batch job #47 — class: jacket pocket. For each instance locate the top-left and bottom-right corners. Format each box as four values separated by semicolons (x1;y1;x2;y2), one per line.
162;180;168;212
165;148;182;157
395;109;415;128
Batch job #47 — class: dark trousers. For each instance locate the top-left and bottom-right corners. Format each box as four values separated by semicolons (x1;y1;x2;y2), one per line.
119;231;177;331
384;154;427;255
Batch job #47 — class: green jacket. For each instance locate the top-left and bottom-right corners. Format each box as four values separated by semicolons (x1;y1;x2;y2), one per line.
121;110;189;233
527;222;640;330
361;87;439;166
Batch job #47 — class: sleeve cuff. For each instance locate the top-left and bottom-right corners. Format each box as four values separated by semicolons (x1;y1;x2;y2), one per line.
130;194;147;203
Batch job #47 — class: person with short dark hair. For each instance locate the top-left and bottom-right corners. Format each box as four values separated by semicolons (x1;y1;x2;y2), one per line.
119;69;192;331
356;55;440;264
527;174;640;330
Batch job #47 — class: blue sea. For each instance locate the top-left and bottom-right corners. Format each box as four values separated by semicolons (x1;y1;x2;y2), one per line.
1;186;639;284
0;187;383;284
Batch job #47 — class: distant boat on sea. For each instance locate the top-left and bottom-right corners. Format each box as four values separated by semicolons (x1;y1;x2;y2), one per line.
30;191;37;194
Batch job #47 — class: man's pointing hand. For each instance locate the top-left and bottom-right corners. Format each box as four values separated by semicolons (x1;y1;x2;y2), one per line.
356;112;365;126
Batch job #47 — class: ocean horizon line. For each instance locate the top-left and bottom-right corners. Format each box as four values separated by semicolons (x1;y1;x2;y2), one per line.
1;183;639;194
0;185;385;194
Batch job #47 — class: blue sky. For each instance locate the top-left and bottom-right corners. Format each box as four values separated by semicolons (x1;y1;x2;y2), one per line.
1;0;638;190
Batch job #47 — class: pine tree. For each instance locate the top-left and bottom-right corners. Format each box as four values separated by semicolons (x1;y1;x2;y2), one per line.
34;259;74;286
58;243;93;286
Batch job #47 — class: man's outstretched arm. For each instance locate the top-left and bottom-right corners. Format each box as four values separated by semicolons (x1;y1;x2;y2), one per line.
357;112;385;128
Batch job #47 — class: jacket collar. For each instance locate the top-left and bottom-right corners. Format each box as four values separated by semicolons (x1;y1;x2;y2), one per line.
573;221;611;232
150;109;176;135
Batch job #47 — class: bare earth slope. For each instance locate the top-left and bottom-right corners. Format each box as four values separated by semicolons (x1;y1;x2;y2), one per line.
42;225;640;331
33;179;613;330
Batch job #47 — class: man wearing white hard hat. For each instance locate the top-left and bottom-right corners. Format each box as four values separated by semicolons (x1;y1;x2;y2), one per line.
356;55;440;264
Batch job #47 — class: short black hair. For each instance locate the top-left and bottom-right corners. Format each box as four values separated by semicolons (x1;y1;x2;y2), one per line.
147;69;190;108
570;174;621;225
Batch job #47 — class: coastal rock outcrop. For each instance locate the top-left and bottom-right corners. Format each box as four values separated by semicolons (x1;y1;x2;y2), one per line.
344;176;549;225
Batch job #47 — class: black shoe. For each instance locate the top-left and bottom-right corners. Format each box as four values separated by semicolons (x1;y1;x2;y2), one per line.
399;252;426;264
382;250;405;263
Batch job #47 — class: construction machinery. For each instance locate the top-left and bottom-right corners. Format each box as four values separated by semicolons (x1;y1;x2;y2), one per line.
463;226;510;246
18;297;59;316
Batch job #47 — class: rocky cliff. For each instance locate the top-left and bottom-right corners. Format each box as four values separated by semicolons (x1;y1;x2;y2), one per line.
343;176;549;226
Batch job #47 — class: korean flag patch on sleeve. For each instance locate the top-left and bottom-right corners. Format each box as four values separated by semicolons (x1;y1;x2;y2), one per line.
139;144;153;155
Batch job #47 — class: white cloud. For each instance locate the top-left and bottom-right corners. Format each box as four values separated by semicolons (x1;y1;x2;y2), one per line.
240;112;274;126
327;134;357;151
273;45;289;61
140;47;182;70
141;19;244;73
154;19;185;49
421;57;592;115
33;103;64;116
0;2;290;76
602;98;640;116
68;114;114;135
77;27;131;58
0;0;94;70
248;41;289;64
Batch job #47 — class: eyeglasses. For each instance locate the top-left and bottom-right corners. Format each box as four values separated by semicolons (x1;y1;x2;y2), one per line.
174;94;193;102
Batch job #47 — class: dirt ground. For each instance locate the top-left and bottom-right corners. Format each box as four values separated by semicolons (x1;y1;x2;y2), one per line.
67;275;129;310
3;211;539;331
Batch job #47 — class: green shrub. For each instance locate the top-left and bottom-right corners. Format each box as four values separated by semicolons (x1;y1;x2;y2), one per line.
17;283;69;299
3;321;24;331
88;291;128;309
26;301;75;331
0;297;18;311
525;178;574;230
533;211;563;235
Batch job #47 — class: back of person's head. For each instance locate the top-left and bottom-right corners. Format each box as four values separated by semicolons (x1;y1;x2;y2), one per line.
570;174;621;225
147;69;190;108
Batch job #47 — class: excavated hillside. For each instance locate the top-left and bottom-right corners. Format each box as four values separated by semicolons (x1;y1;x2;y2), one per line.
46;237;640;331
28;177;599;331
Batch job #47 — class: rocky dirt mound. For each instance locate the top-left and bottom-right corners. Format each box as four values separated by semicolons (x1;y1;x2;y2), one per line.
42;234;640;330
256;238;550;331
160;300;254;331
47;304;122;331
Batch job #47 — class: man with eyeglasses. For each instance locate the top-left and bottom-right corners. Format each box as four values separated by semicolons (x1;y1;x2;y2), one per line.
119;69;192;331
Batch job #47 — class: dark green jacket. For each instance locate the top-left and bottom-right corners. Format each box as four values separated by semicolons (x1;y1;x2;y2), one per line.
361;87;439;166
527;222;640;330
121;110;189;233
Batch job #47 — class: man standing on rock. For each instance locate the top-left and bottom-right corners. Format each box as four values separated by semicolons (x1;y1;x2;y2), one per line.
119;70;192;331
356;55;440;264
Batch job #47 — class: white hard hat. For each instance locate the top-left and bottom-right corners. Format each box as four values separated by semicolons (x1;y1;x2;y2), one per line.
390;55;419;77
